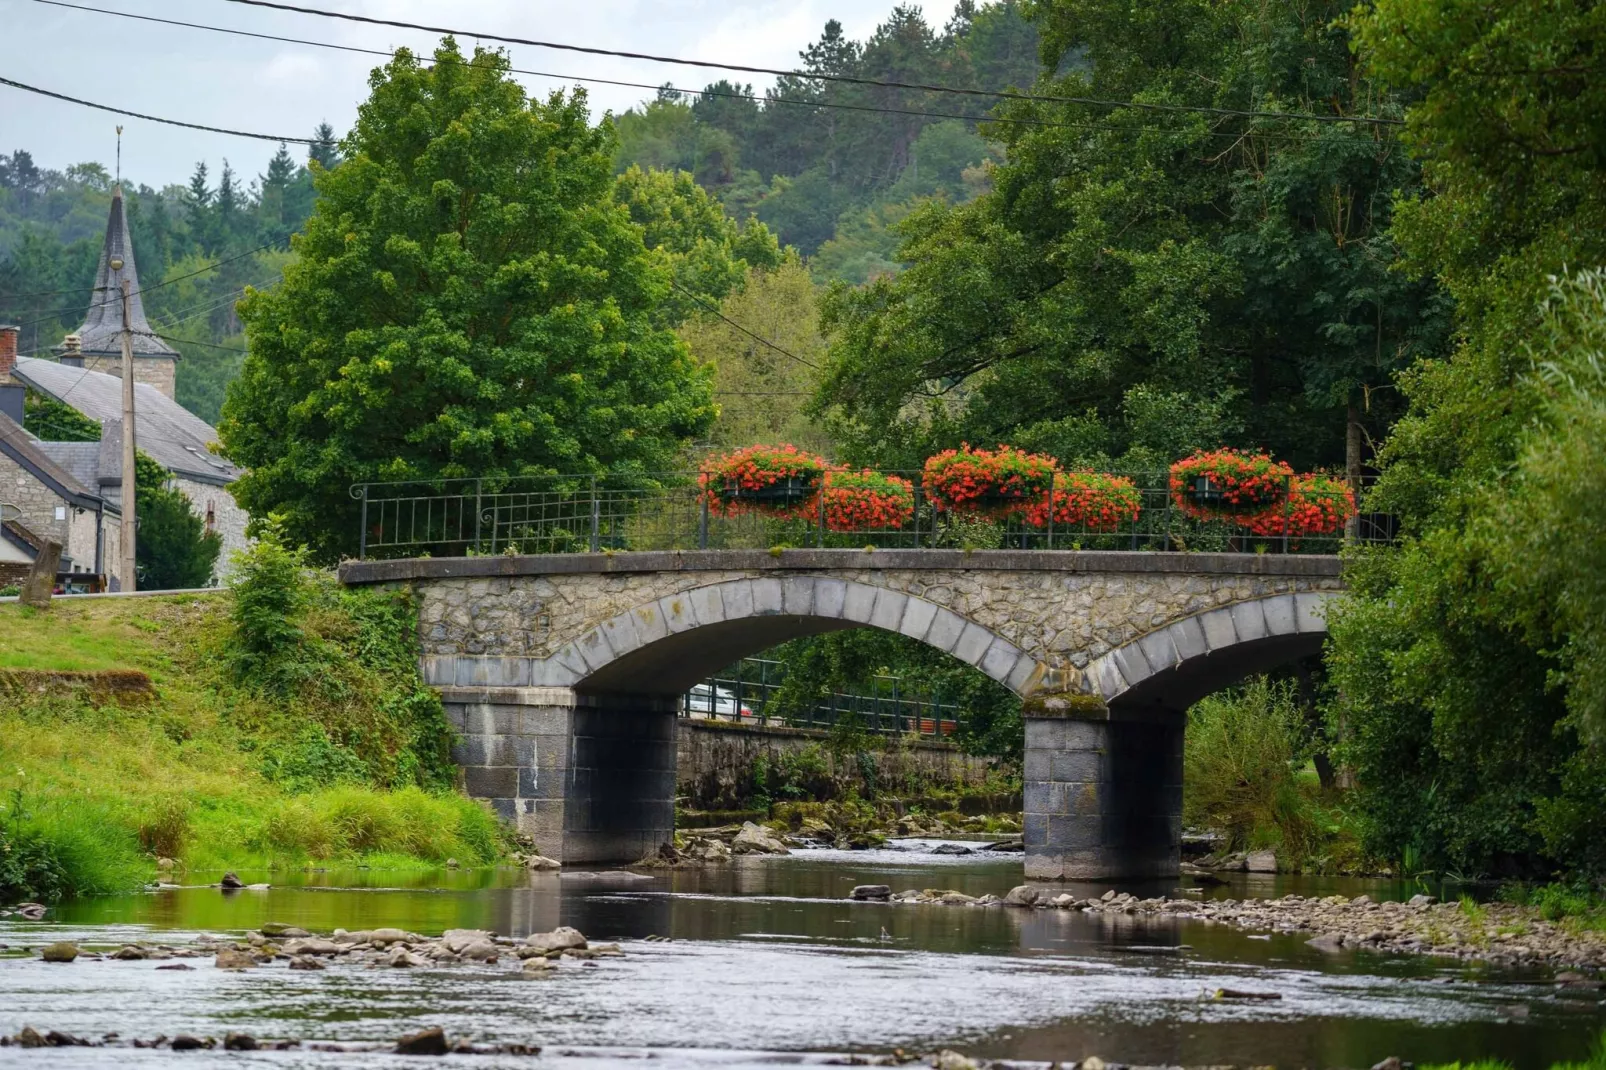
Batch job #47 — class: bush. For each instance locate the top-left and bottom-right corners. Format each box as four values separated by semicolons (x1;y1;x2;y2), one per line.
1184;677;1318;857
1;787;150;902
253;787;504;864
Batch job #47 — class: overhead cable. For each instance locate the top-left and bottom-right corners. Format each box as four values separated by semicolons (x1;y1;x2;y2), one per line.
215;0;1404;127
0;74;333;145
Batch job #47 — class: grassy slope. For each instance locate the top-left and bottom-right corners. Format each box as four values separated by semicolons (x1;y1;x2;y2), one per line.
0;595;504;897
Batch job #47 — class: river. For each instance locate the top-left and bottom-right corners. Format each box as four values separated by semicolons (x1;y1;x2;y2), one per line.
2;843;1602;1068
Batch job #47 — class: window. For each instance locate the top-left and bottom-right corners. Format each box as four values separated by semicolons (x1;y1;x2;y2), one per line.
53;506;66;521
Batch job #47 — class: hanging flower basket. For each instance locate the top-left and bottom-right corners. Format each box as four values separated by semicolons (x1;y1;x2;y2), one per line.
700;444;827;517
1169;449;1294;520
1023;472;1143;531
922;444;1058;515
1238;472;1356;539
822;469;916;531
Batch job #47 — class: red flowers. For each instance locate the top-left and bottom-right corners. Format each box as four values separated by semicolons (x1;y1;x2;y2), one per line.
821;469;916;531
1169;449;1295;520
1239;473;1356;538
1022;472;1143;531
922;444;1058;515
701;444;828;518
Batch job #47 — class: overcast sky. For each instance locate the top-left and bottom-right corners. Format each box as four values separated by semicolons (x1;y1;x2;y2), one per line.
0;0;950;189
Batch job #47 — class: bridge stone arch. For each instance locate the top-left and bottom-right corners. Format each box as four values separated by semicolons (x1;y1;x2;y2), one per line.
341;549;1344;875
560;576;1036;698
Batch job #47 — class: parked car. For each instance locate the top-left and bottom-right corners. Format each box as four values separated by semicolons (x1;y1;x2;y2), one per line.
684;683;754;720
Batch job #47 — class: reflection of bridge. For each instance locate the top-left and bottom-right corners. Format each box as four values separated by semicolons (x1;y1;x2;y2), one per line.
341;549;1343;879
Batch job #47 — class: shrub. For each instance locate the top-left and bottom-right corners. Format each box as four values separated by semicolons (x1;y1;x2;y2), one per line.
227;518;309;690
1184;677;1318;857
1170;449;1293;519
0;787;150;901
923;444;1058;515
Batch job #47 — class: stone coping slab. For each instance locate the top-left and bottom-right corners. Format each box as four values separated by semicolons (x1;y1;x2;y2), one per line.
341;549;1342;585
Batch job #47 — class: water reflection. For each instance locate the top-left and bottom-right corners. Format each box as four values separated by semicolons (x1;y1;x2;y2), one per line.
2;851;1600;1070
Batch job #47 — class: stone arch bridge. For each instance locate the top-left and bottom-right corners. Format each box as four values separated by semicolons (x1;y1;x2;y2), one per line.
340;549;1343;880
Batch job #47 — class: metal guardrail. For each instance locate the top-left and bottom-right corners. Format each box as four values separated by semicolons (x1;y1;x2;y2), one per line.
349;470;1392;560
679;657;963;738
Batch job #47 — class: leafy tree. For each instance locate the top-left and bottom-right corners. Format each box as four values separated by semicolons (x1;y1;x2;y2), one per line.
134;451;222;590
611;166;782;325
22;391;100;442
813;0;1445;471
1327;0;1606;877
677;257;830;452
221;40;715;560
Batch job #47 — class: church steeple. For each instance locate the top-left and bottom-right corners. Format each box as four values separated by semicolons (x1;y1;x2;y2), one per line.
66;185;179;398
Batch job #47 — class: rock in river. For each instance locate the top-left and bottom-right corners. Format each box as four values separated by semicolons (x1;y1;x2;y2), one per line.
525;926;587;954
851;885;892;901
395;1026;450;1056
39;942;79;963
1003;885;1039;907
732;821;790;855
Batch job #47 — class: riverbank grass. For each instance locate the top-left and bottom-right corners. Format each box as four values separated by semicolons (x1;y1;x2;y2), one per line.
0;542;511;902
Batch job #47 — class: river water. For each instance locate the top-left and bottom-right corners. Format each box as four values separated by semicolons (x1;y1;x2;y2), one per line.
2;843;1602;1068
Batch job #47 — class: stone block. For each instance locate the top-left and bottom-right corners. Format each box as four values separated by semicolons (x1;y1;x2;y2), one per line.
1022;852;1066;880
868;588;908;633
1049;752;1103;785
1170;615;1208;662
487;734;535;767
1023;749;1050;781
1230;599;1269;642
1137;630;1179;674
1260;593;1297;636
1111;644;1153;686
465;704;520;736
952;622;994;666
1005;655;1039;696
898;597;938;642
722;580;755;621
1199;607;1237;651
632;601;671;646
1047;816;1107;851
1022;812;1049;844
657;593;699;635
463;766;518;798
573;628;614;674
488;797;518;822
1093;657;1127;700
814;578;848;619
781;577;815;616
979;640;1023;685
520;707;571;737
841;582;877;623
451;736;489;767
687;584;727;626
923;609;967;654
1294;591;1329;633
751;578;783;615
600;613;643;658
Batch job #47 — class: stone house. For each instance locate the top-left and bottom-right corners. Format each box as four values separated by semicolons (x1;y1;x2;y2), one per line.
0;342;123;589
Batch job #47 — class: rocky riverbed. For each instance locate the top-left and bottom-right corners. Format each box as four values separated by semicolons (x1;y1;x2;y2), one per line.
863;884;1606;972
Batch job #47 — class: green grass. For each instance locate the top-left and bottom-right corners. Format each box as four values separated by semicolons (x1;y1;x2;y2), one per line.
1425;1033;1606;1070
0;583;511;903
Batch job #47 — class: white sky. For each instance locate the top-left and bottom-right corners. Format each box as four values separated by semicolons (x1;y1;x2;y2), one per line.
0;0;950;189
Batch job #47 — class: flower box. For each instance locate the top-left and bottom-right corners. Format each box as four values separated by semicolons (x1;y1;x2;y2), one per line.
1239;472;1356;539
922;444;1058;516
1023;472;1143;531
1169;449;1294;520
822;470;916;531
700;445;827;517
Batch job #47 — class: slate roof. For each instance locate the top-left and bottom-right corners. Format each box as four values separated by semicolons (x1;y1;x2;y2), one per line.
35;441;101;496
69;186;180;360
0;411;109;512
11;357;240;487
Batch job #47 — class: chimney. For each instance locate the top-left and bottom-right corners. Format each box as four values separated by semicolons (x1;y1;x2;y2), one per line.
60;333;84;369
0;324;18;383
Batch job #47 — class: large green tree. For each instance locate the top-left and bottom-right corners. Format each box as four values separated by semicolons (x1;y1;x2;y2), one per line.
221;40;716;560
1327;0;1606;877
813;0;1447;472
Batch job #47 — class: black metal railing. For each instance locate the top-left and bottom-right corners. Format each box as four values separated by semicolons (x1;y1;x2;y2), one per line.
679;657;963;738
350;469;1386;560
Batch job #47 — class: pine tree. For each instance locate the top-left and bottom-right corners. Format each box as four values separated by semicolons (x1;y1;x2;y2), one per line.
308;122;340;171
184;161;213;252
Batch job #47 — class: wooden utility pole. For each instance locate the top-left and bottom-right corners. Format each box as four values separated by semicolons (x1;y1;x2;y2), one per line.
119;274;137;592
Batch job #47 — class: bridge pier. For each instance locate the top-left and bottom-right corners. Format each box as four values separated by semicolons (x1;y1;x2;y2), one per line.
1022;701;1183;881
438;684;676;864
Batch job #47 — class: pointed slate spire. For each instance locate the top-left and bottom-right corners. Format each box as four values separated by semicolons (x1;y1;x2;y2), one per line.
71;185;179;360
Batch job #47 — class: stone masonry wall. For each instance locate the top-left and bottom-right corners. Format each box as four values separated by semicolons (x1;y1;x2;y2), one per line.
411;561;1344;679
675;717;995;811
84;354;177;400
172;476;250;581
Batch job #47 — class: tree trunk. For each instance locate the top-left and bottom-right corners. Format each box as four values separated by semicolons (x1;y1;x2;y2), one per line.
1345;400;1363;540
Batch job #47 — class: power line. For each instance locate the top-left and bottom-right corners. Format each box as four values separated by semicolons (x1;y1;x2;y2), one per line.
670;280;819;371
25;1;1326;141
0;74;335;145
217;0;1403;127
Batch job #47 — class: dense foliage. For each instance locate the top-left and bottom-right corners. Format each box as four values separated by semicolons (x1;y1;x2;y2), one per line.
612;3;1036;263
222;41;720;561
133;451;222;591
813;0;1447;472
1327;0;1606;878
